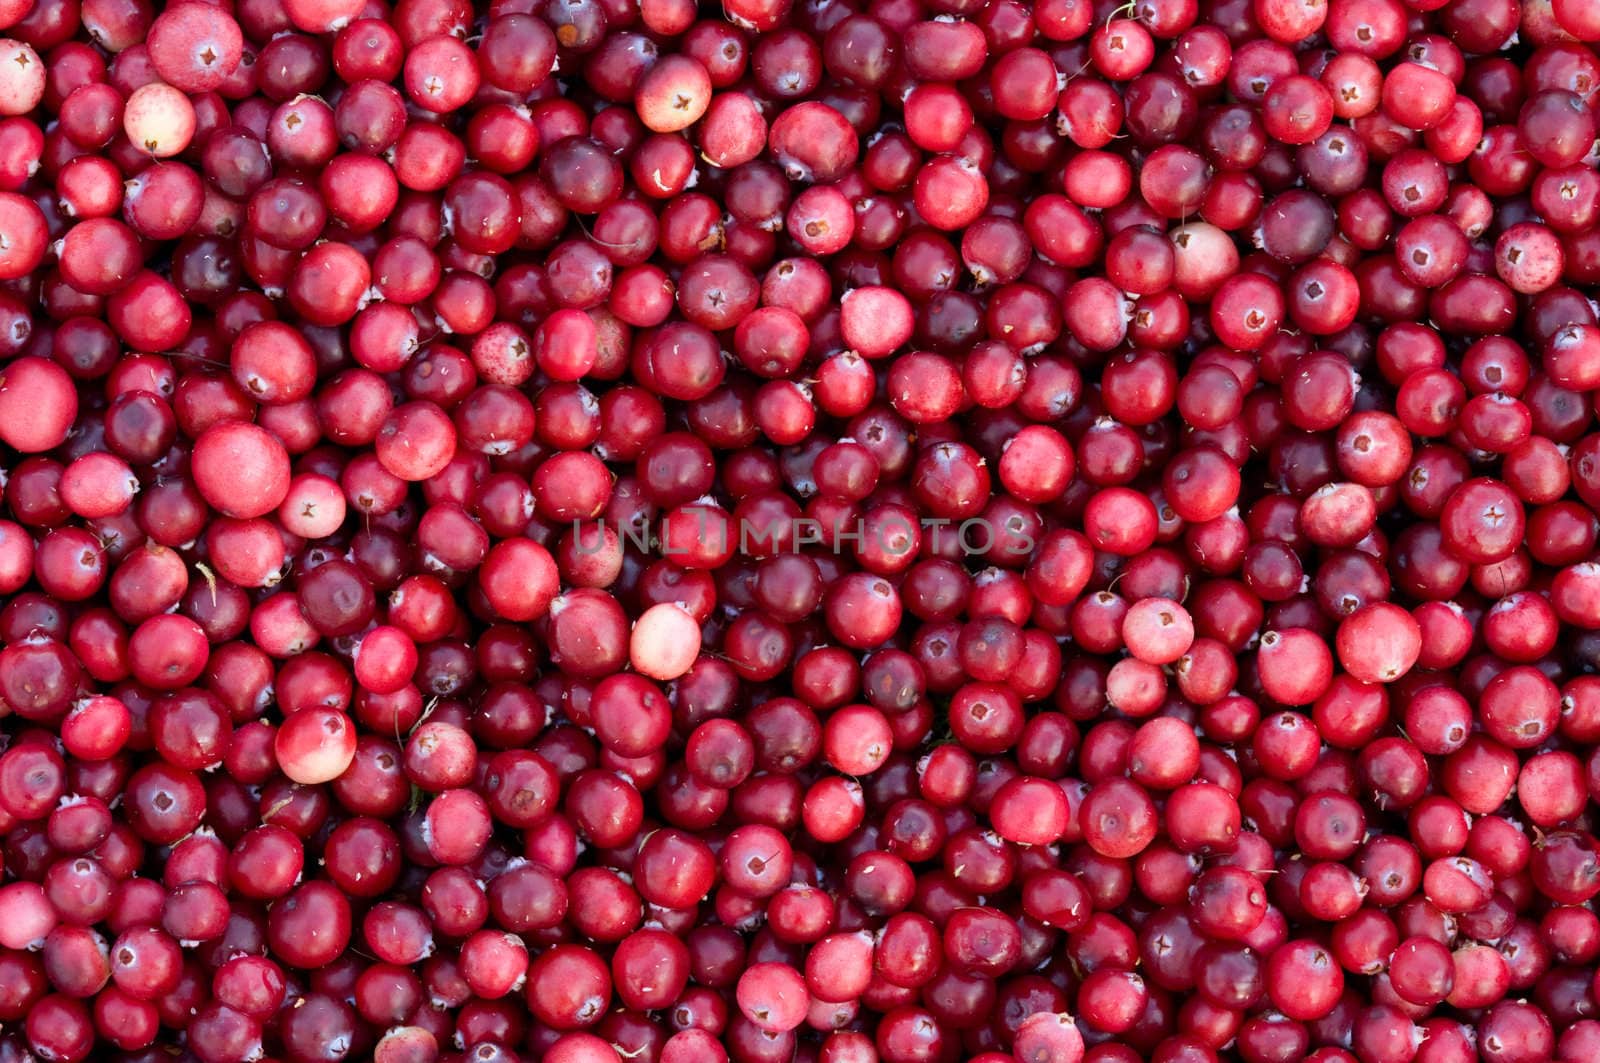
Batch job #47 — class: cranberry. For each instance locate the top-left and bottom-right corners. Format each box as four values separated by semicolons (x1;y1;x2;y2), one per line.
0;2;1595;1060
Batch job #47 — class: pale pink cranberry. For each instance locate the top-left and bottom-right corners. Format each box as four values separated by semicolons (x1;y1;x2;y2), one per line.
736;962;808;1033
635;55;713;133
59;452;138;519
1012;1012;1085;1063
1336;602;1423;684
0;39;44;115
629;602;702;680
192;420;292;519
839;286;915;358
283;0;364;33
123;83;197;157
277;474;347;538
0;355;78;452
274;707;358;784
0;882;58;949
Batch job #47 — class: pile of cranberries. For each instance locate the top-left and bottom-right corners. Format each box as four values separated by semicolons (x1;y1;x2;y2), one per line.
3;0;1600;1060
